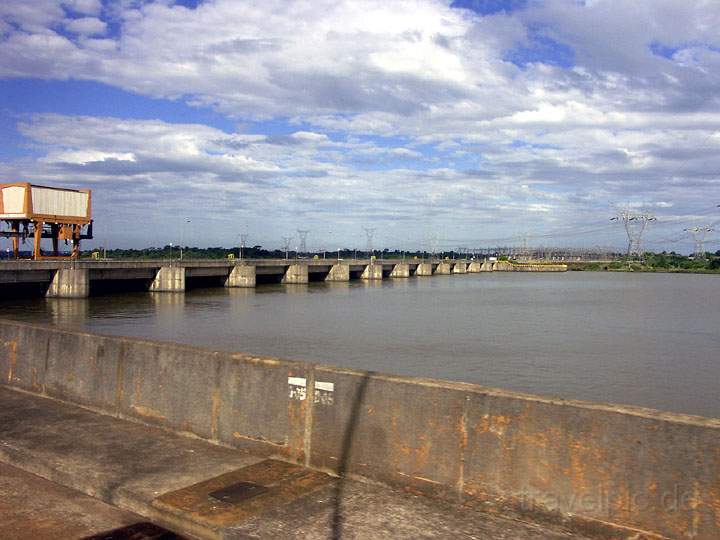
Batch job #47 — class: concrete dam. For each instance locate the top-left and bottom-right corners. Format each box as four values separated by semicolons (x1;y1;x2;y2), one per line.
0;319;717;539
0;257;567;298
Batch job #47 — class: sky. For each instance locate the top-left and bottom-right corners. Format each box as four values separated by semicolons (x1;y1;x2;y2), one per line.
1;0;720;253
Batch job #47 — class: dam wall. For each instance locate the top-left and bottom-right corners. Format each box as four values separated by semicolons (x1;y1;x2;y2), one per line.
509;262;568;272
491;260;568;272
1;319;717;539
0;257;566;298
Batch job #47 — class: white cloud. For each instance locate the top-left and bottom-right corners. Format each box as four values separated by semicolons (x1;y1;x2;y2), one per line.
63;0;102;17
44;150;136;164
0;1;65;31
290;131;330;144
1;0;719;250
2;0;718;129
64;16;106;36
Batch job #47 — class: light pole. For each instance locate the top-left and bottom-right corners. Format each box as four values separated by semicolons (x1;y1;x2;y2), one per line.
169;242;174;260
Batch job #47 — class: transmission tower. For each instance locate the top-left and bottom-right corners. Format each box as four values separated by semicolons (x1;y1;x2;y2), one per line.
363;227;376;257
239;233;249;259
281;236;293;259
426;233;439;259
684;226;714;259
611;210;656;260
296;230;309;254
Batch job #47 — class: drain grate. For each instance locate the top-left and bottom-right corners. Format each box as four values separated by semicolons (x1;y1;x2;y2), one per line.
153;459;334;527
209;481;269;504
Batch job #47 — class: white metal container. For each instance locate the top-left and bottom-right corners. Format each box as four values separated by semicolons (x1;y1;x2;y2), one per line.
0;183;91;222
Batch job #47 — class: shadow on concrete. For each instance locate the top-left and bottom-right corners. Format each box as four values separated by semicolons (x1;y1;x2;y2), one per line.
330;372;371;540
81;521;184;539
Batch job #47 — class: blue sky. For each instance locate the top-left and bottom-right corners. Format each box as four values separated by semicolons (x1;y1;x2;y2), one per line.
1;0;719;252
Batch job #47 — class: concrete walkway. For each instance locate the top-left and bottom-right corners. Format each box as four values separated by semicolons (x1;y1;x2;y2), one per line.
0;463;154;540
0;387;584;539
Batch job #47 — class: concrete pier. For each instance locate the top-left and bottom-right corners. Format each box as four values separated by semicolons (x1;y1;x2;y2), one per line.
467;261;483;273
46;268;89;298
390;262;410;278
452;261;467;274
225;264;256;288
150;266;185;292
361;263;383;280
282;263;309;284
416;262;433;276
435;261;451;274
326;263;350;282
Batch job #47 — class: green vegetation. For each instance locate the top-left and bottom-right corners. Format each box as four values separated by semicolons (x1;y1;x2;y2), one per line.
567;251;720;273
83;246;446;260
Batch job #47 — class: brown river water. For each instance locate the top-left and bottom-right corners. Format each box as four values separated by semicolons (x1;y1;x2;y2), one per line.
1;271;719;418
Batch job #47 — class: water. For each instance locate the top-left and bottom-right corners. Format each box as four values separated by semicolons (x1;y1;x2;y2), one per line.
2;272;719;418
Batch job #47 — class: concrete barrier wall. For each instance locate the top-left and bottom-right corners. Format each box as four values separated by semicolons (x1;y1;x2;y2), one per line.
1;319;718;539
492;261;568;272
511;262;568;272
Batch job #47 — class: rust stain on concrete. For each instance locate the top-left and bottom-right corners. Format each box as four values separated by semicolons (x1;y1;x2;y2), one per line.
114;346;125;410
232;432;286;448
457;398;468;492
709;448;720;529
567;437;604;496
709;485;720;529
690;480;701;537
475;413;512;437
30;367;42;392
415;435;433;471
6;339;17;383
459;412;468;453
131;404;167;421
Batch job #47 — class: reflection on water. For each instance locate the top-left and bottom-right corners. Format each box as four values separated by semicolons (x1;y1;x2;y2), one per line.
48;298;89;325
3;272;720;418
150;291;186;309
